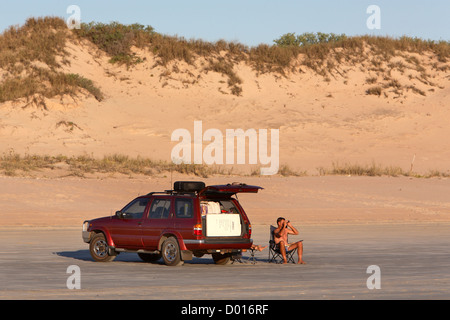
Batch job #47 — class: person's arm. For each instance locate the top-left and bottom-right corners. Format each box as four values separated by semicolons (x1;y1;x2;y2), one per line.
274;222;286;238
286;221;299;235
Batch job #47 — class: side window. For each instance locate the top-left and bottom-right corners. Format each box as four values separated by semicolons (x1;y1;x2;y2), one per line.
219;200;239;214
122;198;149;219
149;199;171;219
175;198;193;218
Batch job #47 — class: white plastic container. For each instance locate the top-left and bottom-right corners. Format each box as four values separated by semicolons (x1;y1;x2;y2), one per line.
206;214;241;237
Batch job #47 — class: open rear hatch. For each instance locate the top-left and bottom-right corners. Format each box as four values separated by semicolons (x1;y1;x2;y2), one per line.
199;183;263;197
199;183;263;238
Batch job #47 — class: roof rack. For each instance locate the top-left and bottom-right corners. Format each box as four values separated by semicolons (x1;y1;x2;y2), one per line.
146;190;199;196
146;191;171;196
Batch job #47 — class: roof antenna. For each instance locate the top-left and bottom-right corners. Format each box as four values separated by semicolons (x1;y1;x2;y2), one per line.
170;167;173;190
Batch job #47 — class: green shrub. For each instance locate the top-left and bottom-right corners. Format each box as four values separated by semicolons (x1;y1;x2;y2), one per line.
274;32;347;47
74;22;155;66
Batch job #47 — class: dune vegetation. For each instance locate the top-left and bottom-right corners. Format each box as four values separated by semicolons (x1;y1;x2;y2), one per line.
0;17;449;178
1;16;448;103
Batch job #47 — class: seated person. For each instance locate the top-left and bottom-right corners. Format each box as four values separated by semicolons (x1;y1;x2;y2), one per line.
273;217;306;264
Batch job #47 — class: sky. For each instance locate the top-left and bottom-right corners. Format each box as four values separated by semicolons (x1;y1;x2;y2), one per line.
0;0;449;46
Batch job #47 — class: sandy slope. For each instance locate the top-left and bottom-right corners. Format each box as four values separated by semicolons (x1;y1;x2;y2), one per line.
0;39;449;175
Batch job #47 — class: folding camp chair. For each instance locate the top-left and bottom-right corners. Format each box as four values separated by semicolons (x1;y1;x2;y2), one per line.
268;225;298;264
231;248;256;264
247;248;256;264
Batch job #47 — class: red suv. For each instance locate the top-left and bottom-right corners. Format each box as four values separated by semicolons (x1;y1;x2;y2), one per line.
82;181;262;266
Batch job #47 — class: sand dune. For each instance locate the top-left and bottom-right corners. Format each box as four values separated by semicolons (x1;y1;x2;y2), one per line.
1;33;449;175
0;20;449;227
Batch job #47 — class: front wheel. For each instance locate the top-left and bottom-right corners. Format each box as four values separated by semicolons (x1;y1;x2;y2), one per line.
161;237;183;266
89;233;116;262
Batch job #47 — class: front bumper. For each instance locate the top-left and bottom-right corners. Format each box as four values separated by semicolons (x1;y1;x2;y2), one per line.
82;221;91;243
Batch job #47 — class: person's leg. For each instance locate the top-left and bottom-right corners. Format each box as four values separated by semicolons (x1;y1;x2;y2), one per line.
279;241;287;264
288;241;306;264
251;245;266;251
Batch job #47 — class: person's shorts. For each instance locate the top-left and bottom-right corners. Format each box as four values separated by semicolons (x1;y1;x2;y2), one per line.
283;243;294;251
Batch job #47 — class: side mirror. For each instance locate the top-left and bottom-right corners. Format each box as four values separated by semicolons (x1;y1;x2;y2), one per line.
116;211;124;218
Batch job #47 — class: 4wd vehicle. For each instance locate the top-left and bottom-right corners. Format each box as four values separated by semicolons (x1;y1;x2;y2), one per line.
82;181;263;266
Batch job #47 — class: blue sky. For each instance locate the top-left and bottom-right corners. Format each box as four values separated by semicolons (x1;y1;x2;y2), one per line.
1;0;449;46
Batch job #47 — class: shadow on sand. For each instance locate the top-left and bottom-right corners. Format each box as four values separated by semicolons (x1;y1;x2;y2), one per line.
53;250;272;265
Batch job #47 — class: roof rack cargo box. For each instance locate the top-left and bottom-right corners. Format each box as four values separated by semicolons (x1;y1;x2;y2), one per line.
173;181;206;192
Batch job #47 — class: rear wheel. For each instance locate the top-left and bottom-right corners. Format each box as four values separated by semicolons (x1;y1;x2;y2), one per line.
212;253;232;265
161;237;183;266
89;233;116;262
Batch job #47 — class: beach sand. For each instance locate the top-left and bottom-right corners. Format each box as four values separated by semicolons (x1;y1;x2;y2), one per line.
1;175;449;227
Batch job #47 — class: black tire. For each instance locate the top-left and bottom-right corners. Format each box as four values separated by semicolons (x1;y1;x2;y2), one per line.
138;252;162;263
173;181;205;192
212;253;232;265
161;237;183;266
89;233;116;262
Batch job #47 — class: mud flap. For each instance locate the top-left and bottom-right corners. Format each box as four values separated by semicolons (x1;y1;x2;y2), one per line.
181;250;193;261
108;247;119;256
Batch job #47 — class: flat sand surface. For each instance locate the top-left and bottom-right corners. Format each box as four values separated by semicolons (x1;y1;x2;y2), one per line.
0;175;449;299
1;175;449;227
0;223;449;299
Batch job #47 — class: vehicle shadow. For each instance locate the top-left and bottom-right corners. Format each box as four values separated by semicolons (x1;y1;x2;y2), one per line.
53;250;94;262
54;250;271;265
54;250;148;263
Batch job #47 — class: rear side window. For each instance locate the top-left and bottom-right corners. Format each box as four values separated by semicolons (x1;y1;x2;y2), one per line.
175;198;194;218
148;199;171;219
219;200;239;214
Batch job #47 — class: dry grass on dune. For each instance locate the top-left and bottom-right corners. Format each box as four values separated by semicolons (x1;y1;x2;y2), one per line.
1;152;449;179
0;152;235;178
0;17;103;105
1;17;448;103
